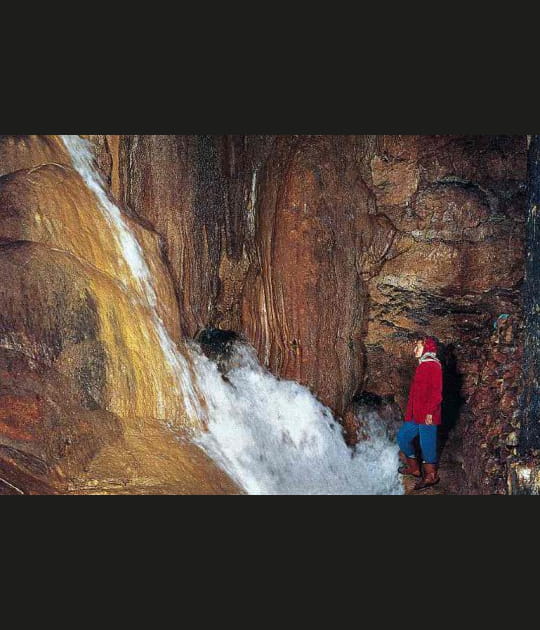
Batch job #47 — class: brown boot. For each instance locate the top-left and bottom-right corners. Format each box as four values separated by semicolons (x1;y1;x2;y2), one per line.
413;463;440;491
398;451;421;477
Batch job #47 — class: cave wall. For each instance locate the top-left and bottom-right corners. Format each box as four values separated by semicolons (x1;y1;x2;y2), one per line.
0;134;527;494
240;135;394;415
118;135;527;428
117;135;275;337
363;136;527;494
0;135;238;494
451;312;524;494
120;135;395;414
362;136;526;419
504;135;540;494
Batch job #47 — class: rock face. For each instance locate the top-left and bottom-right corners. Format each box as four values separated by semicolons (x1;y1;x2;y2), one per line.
0;135;69;177
119;135;526;424
244;136;401;415
342;391;402;447
0;135;238;494
0;344;121;494
121;135;394;414
520;135;540;453
0;133;529;494
449;313;525;494
115;134;528;493
362;136;526;415
0;143;184;422
117;135;274;337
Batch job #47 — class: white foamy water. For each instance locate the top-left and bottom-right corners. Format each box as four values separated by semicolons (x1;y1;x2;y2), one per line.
61;135;402;495
60;135;157;304
191;344;402;494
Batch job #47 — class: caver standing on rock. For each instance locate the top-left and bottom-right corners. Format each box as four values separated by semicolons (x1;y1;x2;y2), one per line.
397;335;443;491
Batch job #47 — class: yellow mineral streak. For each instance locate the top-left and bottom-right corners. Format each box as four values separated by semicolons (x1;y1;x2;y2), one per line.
0;242;201;429
0;136;204;431
0;165;181;340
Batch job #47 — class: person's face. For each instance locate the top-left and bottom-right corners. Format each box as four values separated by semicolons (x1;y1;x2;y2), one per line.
414;339;424;359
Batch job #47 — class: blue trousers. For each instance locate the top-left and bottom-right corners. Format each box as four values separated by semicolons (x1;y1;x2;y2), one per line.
397;421;438;464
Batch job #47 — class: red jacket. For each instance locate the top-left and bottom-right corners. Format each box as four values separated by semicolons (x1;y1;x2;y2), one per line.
404;357;443;425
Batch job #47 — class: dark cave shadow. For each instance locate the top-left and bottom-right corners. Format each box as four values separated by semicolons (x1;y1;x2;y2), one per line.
438;342;466;456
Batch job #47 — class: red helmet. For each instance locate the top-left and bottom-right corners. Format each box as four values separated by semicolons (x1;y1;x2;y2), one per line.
423;337;438;353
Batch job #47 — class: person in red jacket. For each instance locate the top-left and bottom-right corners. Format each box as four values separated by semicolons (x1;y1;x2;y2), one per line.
397;335;443;491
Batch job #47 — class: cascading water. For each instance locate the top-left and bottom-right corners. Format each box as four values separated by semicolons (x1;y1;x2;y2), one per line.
191;343;402;494
60;135;403;495
60;135;201;421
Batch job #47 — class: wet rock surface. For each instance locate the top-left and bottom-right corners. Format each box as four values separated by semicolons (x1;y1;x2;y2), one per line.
119;135;526;417
0;135;69;177
121;135;393;415
240;136;384;415
0;241;186;423
0;346;121;494
0;135;239;494
118;135;274;337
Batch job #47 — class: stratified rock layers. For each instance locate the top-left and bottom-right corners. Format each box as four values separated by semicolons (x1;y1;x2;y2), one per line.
363;136;526;416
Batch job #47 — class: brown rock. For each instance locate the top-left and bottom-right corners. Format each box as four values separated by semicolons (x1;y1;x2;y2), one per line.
341;408;364;446
469;387;493;410
503;363;521;382
0;346;121;491
493;349;508;363
370;155;419;205
0;347;238;495
118;135;274;336
0;135;240;494
481;359;499;379
2;134;527;495
0;135;70;177
500;391;517;412
117;133;526;430
241;136;382;414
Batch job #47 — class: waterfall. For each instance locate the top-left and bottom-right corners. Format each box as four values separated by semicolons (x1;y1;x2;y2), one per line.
191;343;402;494
61;135;403;495
60;135;201;421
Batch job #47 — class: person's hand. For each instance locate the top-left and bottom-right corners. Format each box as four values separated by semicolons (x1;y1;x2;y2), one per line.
425;414;433;425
